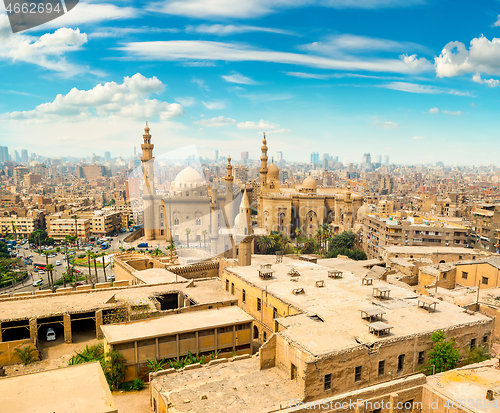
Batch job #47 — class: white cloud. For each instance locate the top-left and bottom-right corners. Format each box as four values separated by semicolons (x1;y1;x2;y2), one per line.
379;82;470;96
301;34;430;56
185;24;293;36
222;72;258;85
90;27;178;39
429;107;439;113
237;120;281;130
119;40;418;74
285;71;384;79
493;15;500;27
442;110;462;116
193;116;236;127
400;53;433;72
413;136;425;140
202;100;226;110
435;36;500;78
175;97;196;107
376;121;398;129
0;15;87;74
472;73;500;87
148;0;422;19
27;1;137;30
236;93;293;102
192;77;209;91
1;73;184;123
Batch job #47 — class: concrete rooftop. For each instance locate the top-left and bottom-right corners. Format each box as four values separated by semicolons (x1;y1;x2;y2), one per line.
133;268;188;284
101;306;253;344
154;357;301;413
226;261;490;358
0;362;116;413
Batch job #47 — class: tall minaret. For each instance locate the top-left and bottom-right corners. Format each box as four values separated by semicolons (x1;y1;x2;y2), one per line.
260;133;268;191
225;156;234;183
141;122;156;240
237;189;253;267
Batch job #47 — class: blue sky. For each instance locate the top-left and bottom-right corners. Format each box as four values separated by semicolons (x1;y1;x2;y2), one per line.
1;0;500;165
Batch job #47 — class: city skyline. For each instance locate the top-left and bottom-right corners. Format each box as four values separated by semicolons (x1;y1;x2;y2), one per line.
1;1;500;164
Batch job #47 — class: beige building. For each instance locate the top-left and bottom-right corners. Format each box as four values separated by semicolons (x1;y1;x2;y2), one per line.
455;257;500;290
0;212;43;237
102;306;253;381
48;218;91;241
471;203;500;252
257;135;363;237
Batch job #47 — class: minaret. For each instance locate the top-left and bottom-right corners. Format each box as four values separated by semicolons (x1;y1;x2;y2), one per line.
141;122;156;240
237;189;253;266
225;156;234;182
260;133;268;192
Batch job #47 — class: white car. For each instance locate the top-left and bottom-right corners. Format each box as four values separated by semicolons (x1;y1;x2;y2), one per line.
32;279;43;287
56;261;61;266
38;270;45;274
46;328;56;342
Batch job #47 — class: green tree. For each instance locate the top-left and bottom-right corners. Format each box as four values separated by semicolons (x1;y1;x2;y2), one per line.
257;235;276;254
463;346;491;366
103;350;126;391
45;264;55;288
329;231;356;250
14;346;37;365
0;241;10;259
425;330;460;375
294;227;302;252
301;238;317;254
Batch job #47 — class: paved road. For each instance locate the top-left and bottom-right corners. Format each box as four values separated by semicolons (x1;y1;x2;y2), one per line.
3;231;131;294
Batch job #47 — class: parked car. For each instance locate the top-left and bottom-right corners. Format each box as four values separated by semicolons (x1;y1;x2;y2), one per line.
108;275;115;281
32;279;43;287
56;261;61;266
46;327;56;342
38;270;45;274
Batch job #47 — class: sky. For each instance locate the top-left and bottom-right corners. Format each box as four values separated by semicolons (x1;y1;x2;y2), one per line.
1;0;500;165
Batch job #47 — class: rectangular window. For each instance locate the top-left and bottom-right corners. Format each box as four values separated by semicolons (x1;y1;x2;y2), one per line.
398;354;405;372
273;307;278;319
257;297;262;311
462;271;468;279
482;277;489;285
355;366;362;382
378;360;385;376
231;283;235;295
483;335;489;344
471;338;476;348
242;289;246;303
418;351;425;365
263;331;267;341
225;279;229;291
324;373;332;391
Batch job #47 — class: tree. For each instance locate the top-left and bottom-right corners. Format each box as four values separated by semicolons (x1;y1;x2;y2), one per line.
281;235;293;254
329;231;356;251
70;215;79;247
314;228;324;250
103;350;126;390
14;345;37;365
294;227;303;252
11;221;17;240
93;253;99;283
257;235;276;254
0;241;10;259
86;250;92;284
185;227;191;248
425;330;460;375
63;235;77;288
45;264;55;288
301;238;317;254
100;252;108;282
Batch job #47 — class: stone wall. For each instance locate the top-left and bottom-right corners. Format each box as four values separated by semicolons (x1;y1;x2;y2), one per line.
0;339;38;365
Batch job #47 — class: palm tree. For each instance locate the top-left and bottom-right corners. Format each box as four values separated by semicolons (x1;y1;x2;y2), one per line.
281;235;293;254
315;228;324;250
99;252;108;282
86;250;92;284
11;221;17;240
166;238;175;259
185;228;191;248
45;264;55;288
92;252;99;283
294;228;302;252
202;230;207;248
63;235;77;288
70;215;79;248
257;235;276;254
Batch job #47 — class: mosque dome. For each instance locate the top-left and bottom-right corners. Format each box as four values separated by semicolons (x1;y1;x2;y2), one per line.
302;176;317;190
357;203;370;220
173;166;205;188
268;163;279;180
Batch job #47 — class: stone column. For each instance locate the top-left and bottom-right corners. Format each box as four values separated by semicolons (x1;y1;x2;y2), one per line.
63;314;72;343
95;310;103;339
29;318;37;345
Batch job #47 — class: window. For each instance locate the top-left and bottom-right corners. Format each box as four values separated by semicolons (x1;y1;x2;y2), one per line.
231;283;234;295
483;334;489;344
482;277;489;285
291;363;297;379
263;331;267;341
418;351;425;365
273;307;278;319
462;271;468;279
471;338;476;348
378;360;385;376
242;289;246;303
225;279;229;291
354;366;362;382
324;373;332;391
398;354;405;372
257;297;262;311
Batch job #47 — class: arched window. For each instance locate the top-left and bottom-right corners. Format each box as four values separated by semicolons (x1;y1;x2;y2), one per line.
253;326;259;339
196;218;201;226
174;218;179;225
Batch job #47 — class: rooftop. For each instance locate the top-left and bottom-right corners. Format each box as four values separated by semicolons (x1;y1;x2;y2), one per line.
226;261;489;358
101;306;253;344
133;268;187;284
383;246;479;255
153;357;301;413
0;279;234;322
455;257;500;270
0;362;116;413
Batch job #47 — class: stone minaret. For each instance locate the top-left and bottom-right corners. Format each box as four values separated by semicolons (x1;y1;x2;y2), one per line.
260;133;268;192
141;123;156;241
225;156;234;183
237;189;253;266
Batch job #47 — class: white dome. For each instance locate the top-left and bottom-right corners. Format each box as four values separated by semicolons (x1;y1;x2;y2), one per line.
357;203;370;219
302;176;317;189
268;163;279;180
173;166;205;188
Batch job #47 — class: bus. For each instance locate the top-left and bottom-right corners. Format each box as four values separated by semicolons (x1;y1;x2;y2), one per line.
101;242;110;250
33;263;46;270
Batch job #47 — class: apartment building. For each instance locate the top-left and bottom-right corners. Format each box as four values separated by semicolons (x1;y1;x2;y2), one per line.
471;203;500;252
362;212;470;259
0;212;43;237
48;218;91;241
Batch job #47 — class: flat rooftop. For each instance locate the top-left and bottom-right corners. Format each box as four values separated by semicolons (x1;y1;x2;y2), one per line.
133;268;188;284
0;279;234;322
425;360;500;413
0;362;116;413
153;357;301;413
226;261;490;358
102;306;253;344
383;246;480;255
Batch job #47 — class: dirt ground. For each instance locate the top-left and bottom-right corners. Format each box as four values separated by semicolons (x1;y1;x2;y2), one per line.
3;331;100;377
113;388;151;413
